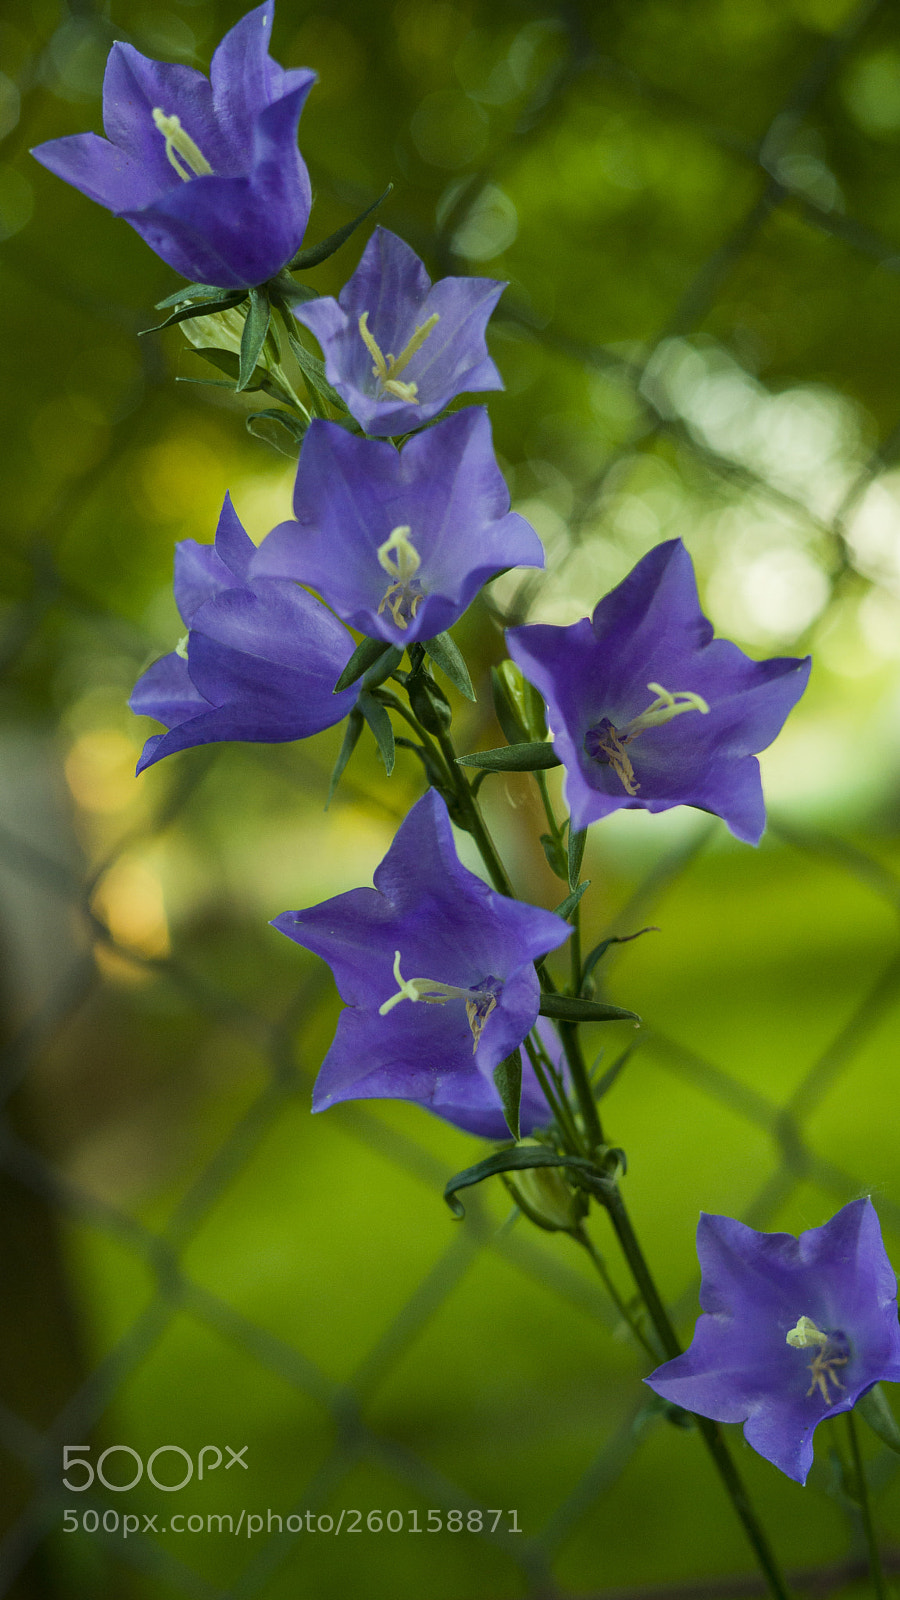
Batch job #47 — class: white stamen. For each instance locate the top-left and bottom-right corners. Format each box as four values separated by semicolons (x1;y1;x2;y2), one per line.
152;108;214;182
357;310;440;402
619;683;710;741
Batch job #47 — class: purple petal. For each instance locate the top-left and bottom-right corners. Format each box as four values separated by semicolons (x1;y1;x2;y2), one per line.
294;227;505;435
253;409;543;642
31;131;158;212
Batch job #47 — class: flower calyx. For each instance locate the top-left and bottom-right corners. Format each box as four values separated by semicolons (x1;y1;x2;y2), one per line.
358;309;440;402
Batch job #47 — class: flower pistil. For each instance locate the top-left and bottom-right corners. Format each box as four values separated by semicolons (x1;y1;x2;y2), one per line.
377;524;425;629
584;682;710;796
379;950;500;1053
786;1315;850;1404
358;310;440;402
151;108;214;181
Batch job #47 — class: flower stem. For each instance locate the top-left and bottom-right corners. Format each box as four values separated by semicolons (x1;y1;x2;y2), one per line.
522;1032;582;1153
434;706;791;1600
429;680;791;1600
572;1226;660;1361
433;723;515;898
846;1410;888;1600
601;1183;793;1600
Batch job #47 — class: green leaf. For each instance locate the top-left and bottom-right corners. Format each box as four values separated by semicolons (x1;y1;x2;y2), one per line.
581;927;659;989
140;291;246;334
540;831;568;880
538;994;639;1025
444;1145;606;1218
281;325;343;414
553;880;590;921
334;637;395;694
288;184;393;270
238;286;271;392
155;281;230;310
359;690;395;775
857;1385;900;1454
246;409;307;456
423;631;475;701
567;824;587;892
493;1049;522;1141
407;669;452;734
326;709;364;809
361;645;405;691
455;742;561;773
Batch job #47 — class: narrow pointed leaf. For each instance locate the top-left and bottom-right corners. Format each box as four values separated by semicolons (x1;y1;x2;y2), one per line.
246;409;307;455
553;880;590;921
581;927;659;989
140;292;246;334
538;994;639;1025
455;742;561;773
424;631;475;701
238;286;271;392
540;831;567;880
361;645;404;691
288;184;393;270
444;1145;607;1218
359;690;395;775
185;347;295;406
334;636;394;693
493;1048;522;1141
325;709;364;809
282;325;344;413
568;824;587;891
857;1384;900;1454
156;281;229;310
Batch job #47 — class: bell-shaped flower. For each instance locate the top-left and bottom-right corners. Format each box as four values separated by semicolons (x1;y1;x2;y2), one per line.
506;539;810;844
251;408;543;646
645;1200;900;1484
130;495;358;772
272;789;571;1136
293;227;505;436
32;3;315;290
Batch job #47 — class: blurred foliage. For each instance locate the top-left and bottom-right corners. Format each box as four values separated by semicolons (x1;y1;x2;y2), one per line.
3;0;900;1597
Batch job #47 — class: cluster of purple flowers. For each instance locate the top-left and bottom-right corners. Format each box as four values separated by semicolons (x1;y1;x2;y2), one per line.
35;2;900;1499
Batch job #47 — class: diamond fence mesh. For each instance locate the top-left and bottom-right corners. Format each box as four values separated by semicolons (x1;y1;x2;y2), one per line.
3;0;900;1595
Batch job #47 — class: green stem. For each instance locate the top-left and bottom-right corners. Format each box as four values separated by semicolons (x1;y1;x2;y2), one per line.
602;1183;793;1600
572;1226;659;1361
522;1033;582;1153
846;1410;888;1600
428;699;791;1600
434;723;515;898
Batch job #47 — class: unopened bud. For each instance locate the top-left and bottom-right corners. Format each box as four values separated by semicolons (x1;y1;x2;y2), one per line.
492;660;547;745
504;1142;585;1232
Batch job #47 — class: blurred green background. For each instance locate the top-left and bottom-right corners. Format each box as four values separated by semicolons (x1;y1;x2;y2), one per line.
3;0;900;1595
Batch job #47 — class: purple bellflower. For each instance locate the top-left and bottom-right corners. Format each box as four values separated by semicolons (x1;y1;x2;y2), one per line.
293;226;505;436
506;539;810;844
251;408;544;646
272;789;571;1136
645;1200;900;1484
130;494;357;772
32;3;314;290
